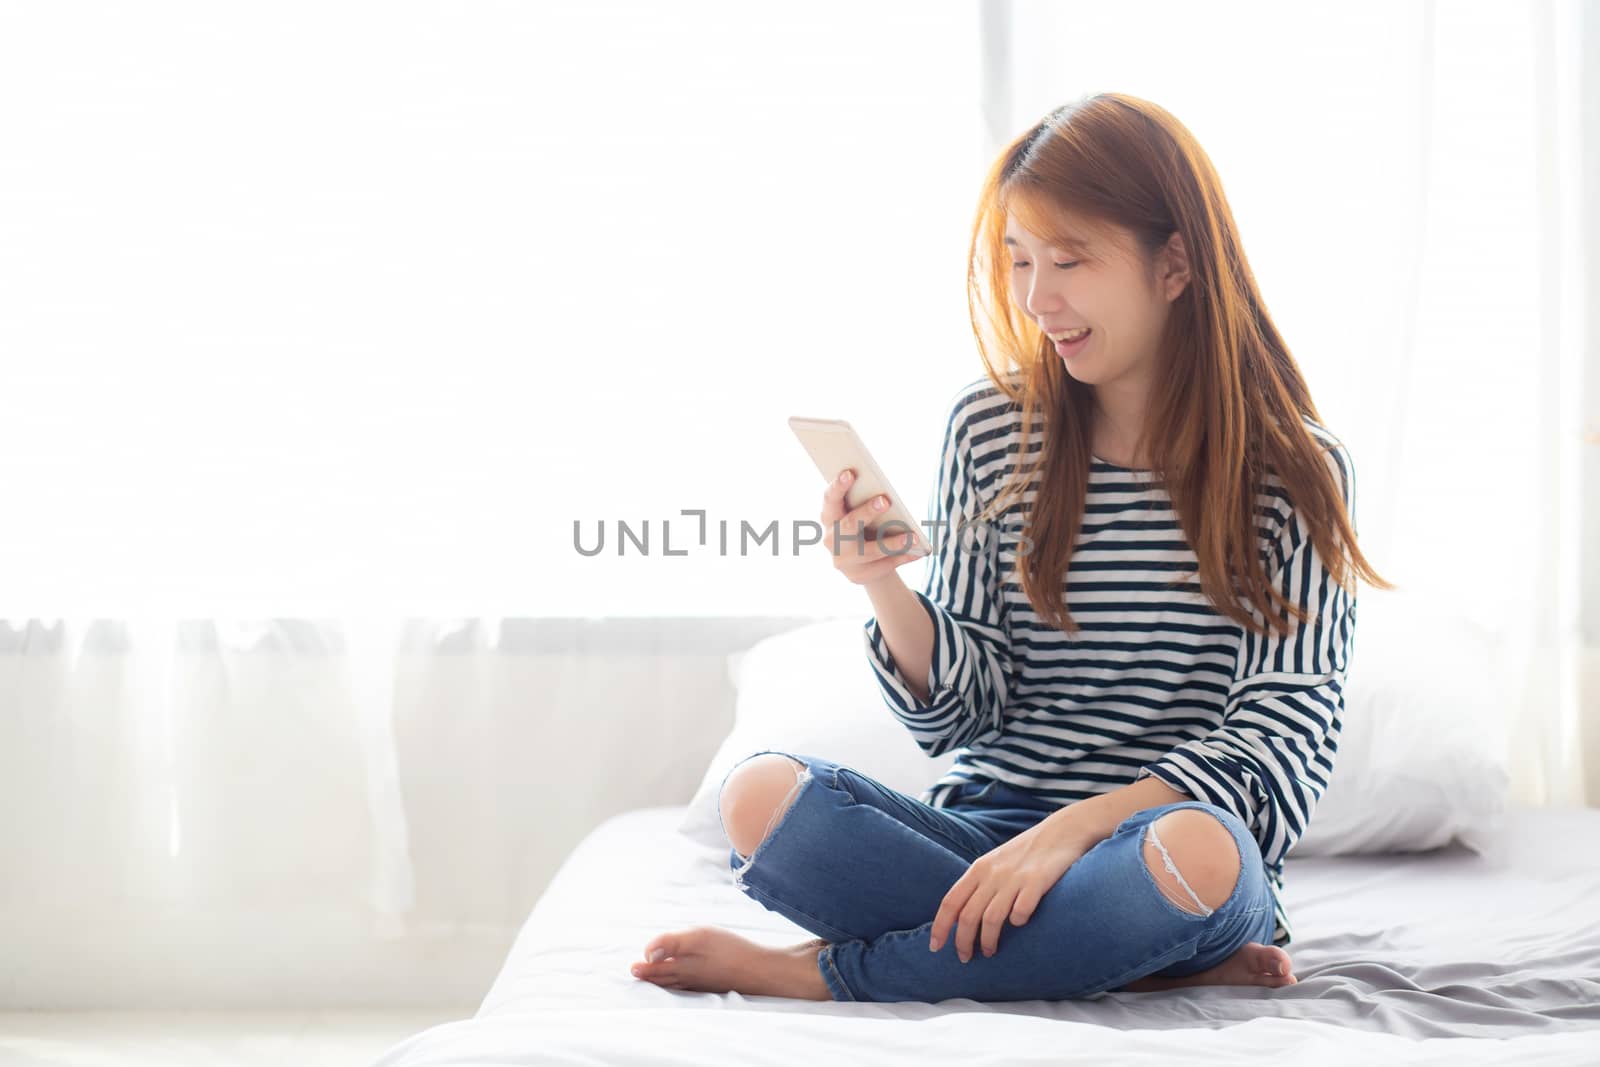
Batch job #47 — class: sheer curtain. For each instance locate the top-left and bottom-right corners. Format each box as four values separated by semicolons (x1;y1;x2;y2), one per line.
993;0;1595;808
0;0;988;1006
0;0;1592;1009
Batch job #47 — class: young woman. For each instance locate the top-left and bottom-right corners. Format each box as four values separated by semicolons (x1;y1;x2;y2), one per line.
631;92;1391;1002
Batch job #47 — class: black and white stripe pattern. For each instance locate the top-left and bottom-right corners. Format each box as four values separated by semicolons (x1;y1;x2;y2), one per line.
862;377;1357;948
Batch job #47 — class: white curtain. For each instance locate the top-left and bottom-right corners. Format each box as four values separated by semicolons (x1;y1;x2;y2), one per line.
0;615;791;1006
994;0;1595;807
0;0;989;1007
0;0;1592;1009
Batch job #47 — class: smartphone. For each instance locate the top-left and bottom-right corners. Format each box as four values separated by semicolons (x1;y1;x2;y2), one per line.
788;416;931;557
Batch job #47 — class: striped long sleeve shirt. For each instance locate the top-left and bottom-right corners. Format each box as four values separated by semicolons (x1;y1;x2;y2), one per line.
862;376;1358;948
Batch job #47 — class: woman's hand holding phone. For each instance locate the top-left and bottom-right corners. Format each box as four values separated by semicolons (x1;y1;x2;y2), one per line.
808;453;937;703
819;468;927;587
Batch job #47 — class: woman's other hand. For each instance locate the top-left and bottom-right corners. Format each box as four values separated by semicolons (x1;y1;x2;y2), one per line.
926;815;1099;963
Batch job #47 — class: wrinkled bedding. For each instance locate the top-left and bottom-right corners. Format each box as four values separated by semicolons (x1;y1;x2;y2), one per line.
376;805;1600;1065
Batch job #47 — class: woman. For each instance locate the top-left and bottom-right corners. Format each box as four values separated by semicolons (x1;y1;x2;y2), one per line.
631;92;1391;1002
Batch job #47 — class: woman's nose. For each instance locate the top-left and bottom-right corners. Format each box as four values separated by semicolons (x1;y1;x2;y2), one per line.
1026;282;1064;319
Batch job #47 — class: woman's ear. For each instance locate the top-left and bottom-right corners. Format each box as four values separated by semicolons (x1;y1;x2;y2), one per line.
1161;230;1191;302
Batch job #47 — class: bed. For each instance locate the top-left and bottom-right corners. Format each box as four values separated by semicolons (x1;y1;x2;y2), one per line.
375;603;1599;1064
373;800;1600;1065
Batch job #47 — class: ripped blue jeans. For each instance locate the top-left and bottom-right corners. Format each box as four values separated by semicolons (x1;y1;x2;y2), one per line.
717;750;1276;1003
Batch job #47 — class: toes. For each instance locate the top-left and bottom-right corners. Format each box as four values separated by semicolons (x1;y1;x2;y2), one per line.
1255;947;1292;978
642;938;678;964
631;958;672;978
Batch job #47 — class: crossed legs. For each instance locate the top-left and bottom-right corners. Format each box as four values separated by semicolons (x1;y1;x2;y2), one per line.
630;754;1296;998
719;755;1241;920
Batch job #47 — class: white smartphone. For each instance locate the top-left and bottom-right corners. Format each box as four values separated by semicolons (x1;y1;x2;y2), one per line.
788;416;931;558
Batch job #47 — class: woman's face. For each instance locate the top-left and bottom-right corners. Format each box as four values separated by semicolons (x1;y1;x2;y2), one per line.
1004;211;1189;390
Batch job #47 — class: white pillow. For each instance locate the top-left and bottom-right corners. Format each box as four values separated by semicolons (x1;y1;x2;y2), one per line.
675;617;957;849
678;593;1511;856
1292;588;1510;855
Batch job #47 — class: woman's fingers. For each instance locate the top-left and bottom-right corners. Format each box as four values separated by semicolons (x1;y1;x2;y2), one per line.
819;468;926;585
933;869;1013;963
872;529;920;558
823;503;914;558
1009;886;1041;928
832;494;892;546
930;873;978;959
928;883;960;953
980;887;1020;958
819;468;856;525
953;897;986;962
820;471;910;545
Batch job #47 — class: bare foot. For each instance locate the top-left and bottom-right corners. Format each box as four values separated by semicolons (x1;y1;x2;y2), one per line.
1115;941;1297;992
630;926;832;1001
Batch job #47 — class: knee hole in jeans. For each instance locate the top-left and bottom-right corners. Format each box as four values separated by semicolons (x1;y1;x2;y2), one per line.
718;754;811;860
1141;809;1242;916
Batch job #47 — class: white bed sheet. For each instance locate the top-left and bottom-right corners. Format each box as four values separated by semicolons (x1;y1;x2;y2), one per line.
375;804;1600;1066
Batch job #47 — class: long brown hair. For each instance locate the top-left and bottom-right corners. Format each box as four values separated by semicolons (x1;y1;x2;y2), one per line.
965;92;1394;638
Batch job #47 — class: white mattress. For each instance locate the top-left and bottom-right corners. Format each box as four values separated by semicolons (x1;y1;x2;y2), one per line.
375;805;1600;1065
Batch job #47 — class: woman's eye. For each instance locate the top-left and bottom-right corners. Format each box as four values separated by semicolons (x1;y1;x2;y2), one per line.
1010;261;1079;270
